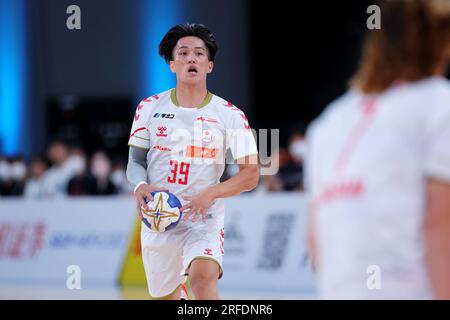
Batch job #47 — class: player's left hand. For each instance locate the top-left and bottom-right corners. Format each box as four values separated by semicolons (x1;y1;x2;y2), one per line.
180;189;216;222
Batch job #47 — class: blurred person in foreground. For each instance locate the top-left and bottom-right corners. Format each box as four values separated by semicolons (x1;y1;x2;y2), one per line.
126;23;259;300
306;0;450;299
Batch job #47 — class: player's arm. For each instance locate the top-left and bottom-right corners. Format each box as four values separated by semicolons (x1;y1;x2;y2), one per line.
126;146;148;190
425;178;450;299
127;99;168;213
126;146;168;213
181;155;259;222
208;154;259;198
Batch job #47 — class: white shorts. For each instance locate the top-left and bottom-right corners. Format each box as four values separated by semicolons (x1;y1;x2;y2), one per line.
141;219;225;298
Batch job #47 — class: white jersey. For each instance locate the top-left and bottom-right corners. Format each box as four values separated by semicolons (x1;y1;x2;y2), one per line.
128;89;258;225
306;76;450;299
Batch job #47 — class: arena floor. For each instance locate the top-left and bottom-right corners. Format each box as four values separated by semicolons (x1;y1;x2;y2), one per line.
0;285;315;300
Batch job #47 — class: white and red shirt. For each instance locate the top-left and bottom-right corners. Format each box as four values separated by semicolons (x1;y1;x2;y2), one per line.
128;89;258;224
306;76;450;299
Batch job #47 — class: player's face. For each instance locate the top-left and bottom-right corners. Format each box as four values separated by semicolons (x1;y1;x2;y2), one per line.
170;36;213;84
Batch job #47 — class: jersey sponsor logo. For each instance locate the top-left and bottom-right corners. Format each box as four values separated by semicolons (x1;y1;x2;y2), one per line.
156;126;168;137
153;112;176;119
152;145;172;151
202;129;213;143
203;248;213;256
186;145;218;159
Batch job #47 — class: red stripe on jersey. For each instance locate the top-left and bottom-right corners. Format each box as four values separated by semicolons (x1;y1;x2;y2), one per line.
335;98;377;172
143;94;159;103
129;127;148;139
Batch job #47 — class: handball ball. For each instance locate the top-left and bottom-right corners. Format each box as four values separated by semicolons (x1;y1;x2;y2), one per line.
141;191;183;232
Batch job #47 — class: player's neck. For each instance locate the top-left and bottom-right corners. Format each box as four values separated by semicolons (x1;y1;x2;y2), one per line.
174;83;208;108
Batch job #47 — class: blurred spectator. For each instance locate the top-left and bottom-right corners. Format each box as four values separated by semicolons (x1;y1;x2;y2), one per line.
288;131;306;166
281;131;305;191
2;146;137;197
24;156;49;199
89;151;116;195
67;149;94;196
263;148;288;192
0;156;8;195
41;140;85;197
110;157;133;194
264;130;306;192
0;156;27;196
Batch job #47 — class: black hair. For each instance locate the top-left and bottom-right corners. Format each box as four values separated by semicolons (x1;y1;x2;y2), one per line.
159;23;219;63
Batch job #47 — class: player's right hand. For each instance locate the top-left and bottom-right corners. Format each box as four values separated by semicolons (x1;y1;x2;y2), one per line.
134;183;168;213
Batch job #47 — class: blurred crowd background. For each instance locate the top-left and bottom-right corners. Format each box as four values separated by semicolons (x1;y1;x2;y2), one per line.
0;141;132;198
0;125;307;198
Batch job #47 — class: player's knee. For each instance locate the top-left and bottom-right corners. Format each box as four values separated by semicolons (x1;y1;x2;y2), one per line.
189;270;218;292
190;278;217;296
